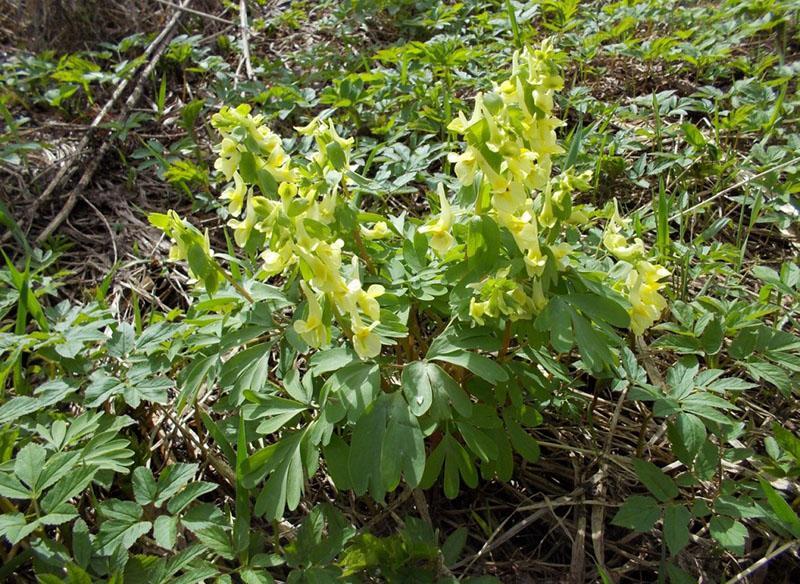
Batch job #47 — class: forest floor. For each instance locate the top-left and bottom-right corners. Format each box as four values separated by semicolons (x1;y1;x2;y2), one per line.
1;1;800;582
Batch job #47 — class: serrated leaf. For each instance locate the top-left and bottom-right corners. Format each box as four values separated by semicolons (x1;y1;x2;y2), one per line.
633;459;678;502
611;495;660;532
14;442;46;492
155;463;198;506
759;479;800;538
132;466;158;506
153;515;178;550
663;504;691;555
709;516;747;554
667;412;706;465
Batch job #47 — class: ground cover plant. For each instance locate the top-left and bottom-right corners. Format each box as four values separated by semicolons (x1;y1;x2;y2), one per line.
0;0;799;582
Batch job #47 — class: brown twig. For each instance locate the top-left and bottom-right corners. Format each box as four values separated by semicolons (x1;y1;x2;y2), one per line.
239;0;254;80
5;1;193;246
34;1;191;244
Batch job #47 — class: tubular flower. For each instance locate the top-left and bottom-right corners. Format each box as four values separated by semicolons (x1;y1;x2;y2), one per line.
469;298;489;325
627;261;670;335
214;138;241;180
345;280;385;321
550;242;573;271
294;282;330;348
350;312;381;360
360;221;391;240
227;195;259;247
419;184;455;257
261;243;296;276
603;231;645;260
221;172;247;216
603;201;645;260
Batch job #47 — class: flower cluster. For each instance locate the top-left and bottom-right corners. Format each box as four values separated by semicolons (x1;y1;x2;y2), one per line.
602;201;670;334
423;42;669;334
209;105;386;359
428;43;593;323
160;42;671;366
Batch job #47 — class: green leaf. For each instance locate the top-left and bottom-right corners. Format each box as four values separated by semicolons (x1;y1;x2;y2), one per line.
571;311;615;373
153;515;178;550
177;352;220;413
323;363;380;422
325;141;347;170
745;361;791;395
95;505;151;555
667;412;706;465
539;297;574;353
252;432;305;521
694;439;719;481
759;479;800;538
442;527;468;567
700;317;724;355
240;568;274;584
567;293;630;329
633;459;678;502
322;433;352;491
0;512;39;544
167;481;217;515
401;361;435;416
381;393;425;491
505;416;540;463
14;442;46;492
309;347;359;375
772;423;800;462
194;526;235;560
709;516;747;554
663;504;691;555
72;519;92;568
132;466;158;506
457;421;498;463
155;463;198;506
0;472;30;499
611;495;660;532
433;350;508;383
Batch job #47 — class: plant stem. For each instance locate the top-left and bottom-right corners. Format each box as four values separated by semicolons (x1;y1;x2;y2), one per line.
216;263;254;304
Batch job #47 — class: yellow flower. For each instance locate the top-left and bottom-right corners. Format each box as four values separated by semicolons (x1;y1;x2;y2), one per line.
294;281;329;348
227;195;258;247
261;243;295;276
345;281;385;321
469;298;489;325
550;242;573;271
627;261;670;335
448;148;477;186
497;210;538;253
530;279;548;312
350;312;381;360
524;247;547;277
603;231;645;260
360;221;391;240
419;184;455;257
491;181;527;215
221;172;247;216
214;138;241;180
538;186;557;229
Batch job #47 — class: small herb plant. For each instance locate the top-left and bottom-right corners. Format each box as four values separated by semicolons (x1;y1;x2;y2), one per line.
148;42;670;516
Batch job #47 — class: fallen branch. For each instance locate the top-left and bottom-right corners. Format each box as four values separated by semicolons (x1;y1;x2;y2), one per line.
34;1;191;244
239;0;254;80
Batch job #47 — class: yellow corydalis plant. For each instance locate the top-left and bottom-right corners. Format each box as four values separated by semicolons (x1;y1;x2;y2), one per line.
440;42;669;334
154;41;671;367
442;42;595;324
206;105;386;360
